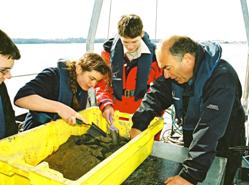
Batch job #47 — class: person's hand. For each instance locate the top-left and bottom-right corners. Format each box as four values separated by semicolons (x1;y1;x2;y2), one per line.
129;128;142;139
102;105;114;124
56;104;87;125
165;175;193;185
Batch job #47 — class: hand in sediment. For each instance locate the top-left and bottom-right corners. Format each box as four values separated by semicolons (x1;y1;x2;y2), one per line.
102;105;114;125
57;104;87;125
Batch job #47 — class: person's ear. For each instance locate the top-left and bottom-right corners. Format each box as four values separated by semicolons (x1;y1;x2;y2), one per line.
141;31;144;37
183;53;195;67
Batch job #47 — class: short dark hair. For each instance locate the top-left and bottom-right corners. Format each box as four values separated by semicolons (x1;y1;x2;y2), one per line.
118;14;143;38
169;36;198;59
0;29;21;59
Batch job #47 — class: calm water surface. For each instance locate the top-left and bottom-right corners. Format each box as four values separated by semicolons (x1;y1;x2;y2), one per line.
5;43;248;115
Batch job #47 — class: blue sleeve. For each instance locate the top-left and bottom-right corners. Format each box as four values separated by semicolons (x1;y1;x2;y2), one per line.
14;68;59;102
132;76;173;131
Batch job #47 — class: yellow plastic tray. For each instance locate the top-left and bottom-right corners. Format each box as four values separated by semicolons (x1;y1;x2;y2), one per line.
0;107;164;185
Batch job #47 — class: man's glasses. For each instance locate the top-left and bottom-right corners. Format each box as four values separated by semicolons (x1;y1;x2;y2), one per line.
0;67;11;75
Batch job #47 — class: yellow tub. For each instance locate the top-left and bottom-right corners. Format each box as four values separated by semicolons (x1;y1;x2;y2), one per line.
0;107;164;185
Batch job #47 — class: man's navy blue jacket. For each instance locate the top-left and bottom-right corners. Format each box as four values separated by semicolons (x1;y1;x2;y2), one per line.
132;42;245;184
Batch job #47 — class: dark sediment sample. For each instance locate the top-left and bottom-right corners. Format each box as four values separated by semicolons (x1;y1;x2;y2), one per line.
123;155;182;185
42;133;128;180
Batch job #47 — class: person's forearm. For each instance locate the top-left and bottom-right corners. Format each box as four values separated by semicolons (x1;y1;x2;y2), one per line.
15;94;64;114
132;77;173;130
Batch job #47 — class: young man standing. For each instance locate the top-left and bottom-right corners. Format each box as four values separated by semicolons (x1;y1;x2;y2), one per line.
0;29;21;139
95;14;162;123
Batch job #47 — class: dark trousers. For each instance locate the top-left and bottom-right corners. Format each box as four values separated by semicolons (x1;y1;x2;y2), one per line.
183;130;242;185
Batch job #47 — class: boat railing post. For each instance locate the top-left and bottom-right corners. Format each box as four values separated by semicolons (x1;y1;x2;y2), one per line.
86;0;103;52
240;0;249;144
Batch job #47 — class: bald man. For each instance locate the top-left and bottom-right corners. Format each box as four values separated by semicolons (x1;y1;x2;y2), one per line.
130;35;245;185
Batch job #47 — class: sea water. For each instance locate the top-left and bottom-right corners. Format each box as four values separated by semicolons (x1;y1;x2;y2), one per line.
5;43;248;115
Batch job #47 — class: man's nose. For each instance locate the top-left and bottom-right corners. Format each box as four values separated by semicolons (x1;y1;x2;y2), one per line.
126;45;134;51
4;71;12;79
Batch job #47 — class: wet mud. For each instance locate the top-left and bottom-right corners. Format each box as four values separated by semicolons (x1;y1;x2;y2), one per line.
123;156;182;185
42;133;128;180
